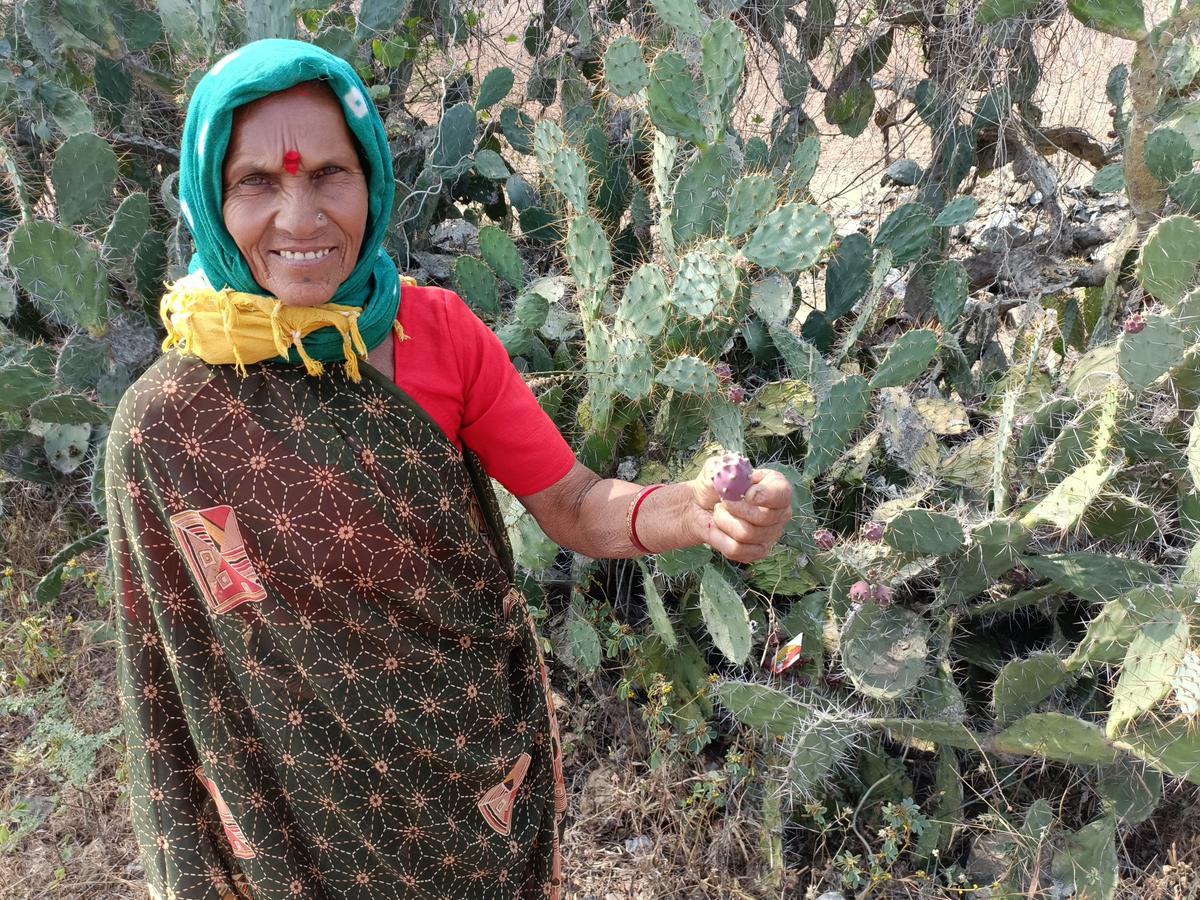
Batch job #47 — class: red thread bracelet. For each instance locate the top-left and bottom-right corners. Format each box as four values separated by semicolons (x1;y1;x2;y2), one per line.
628;484;665;554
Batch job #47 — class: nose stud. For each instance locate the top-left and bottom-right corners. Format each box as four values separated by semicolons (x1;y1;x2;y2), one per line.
316;212;326;222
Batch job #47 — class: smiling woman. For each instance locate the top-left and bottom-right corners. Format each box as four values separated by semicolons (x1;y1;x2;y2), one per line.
221;84;369;308
106;37;792;900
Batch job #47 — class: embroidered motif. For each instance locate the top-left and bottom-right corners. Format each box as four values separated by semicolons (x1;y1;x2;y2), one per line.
477;752;531;836
195;766;256;859
170;505;266;614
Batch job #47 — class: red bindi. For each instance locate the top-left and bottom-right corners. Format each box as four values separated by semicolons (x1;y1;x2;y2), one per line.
283;149;301;175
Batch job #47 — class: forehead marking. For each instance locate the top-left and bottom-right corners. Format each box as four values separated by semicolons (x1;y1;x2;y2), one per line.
283;149;301;175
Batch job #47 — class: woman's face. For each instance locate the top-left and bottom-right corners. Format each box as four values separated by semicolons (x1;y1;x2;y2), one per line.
222;83;369;307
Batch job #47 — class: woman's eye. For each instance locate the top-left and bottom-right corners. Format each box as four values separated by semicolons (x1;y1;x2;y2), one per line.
240;174;270;187
315;166;343;178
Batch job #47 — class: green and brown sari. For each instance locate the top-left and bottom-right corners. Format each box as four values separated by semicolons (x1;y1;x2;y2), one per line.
105;352;567;899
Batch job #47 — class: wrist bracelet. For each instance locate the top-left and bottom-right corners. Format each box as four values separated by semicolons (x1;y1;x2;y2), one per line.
627;484;665;554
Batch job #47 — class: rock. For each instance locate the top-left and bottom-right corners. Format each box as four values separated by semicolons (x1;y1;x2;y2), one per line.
623;834;653;854
411;250;455;281
429;219;479;253
816;893;848;900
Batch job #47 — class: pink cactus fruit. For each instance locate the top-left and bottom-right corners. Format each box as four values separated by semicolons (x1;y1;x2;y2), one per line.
872;584;894;605
849;580;872;602
714;362;733;382
814;528;836;551
727;384;747;405
712;453;753;502
862;521;885;542
1124;313;1146;334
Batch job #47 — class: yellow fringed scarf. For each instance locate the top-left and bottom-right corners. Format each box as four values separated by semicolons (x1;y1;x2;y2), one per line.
159;274;411;383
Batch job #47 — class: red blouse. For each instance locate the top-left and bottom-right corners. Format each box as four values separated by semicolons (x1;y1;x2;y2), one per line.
391;284;576;497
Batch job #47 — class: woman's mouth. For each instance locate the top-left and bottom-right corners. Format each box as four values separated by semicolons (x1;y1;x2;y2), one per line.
274;248;334;262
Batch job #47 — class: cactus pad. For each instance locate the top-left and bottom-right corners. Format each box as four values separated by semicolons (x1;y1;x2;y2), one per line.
932;259;969;327
565;214;613;303
1144;127;1194;184
51;133;119;226
40;422;92;474
647;52;707;146
651;0;706;35
1137;215;1200;308
741;203;834;273
1108;609;1189;736
701;19;745;125
616;263;670;338
713;680;808;738
1173;649;1200;716
749;274;794;327
874;202;935;265
824;232;872;320
612;335;654;400
993;653;1072;723
725;175;777;240
102;192;151;275
869;328;938;389
656;355;719;395
546;147;590;214
453;256;500;317
1118;314;1189;391
604;37;649;97
840;602;930;700
698;564;751;664
804;375;870;479
884;508;964;556
673;248;724;318
7;220;109;329
478;226;524;289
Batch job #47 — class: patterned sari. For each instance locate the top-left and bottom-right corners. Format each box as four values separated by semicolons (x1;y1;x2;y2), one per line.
105;351;568;899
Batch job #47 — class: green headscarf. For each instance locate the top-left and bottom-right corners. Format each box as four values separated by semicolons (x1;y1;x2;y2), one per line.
177;38;400;362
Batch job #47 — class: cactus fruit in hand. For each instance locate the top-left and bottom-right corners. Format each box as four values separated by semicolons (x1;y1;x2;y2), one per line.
712;453;753;502
814;528;836;551
862;521;885;542
1124;313;1146;334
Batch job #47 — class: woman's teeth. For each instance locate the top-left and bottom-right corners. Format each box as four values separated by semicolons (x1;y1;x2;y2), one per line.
278;248;332;261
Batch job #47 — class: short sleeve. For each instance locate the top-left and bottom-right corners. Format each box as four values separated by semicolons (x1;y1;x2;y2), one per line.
442;292;577;496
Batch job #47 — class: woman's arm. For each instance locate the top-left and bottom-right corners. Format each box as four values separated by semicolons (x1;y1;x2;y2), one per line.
518;459;794;563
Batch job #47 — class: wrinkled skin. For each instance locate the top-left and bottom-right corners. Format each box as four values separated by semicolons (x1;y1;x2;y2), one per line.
222;82;368;307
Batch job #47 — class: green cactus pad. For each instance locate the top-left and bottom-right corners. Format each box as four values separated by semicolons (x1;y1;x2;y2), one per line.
1118;314;1189;391
670;143;736;251
673;248;725;318
698;564;751;664
749;274;794;327
453;256;500;317
7;220;109;329
713;680;808;738
1022;459;1120;531
431;102;477;174
647;52;707;146
995;712;1122;765
30;393;109;425
475;66;514;110
1171;173;1200;215
1144;127;1194;185
1123;720;1200;782
788;137;821;195
932;259;970;327
612;335;654;400
869;329;938;389
500;106;535;155
546;147;590;214
932;196;980;227
478;225;524;289
39;422;92;474
725;176;777;240
1174;649;1200;716
651;130;678;209
604;36;649;97
993;653;1072;723
1084;495;1160;542
565;214;613;303
0;364;53;411
651;0;705;36
102;192;151;275
1050;816;1119;900
914;397;970;435
824;232;872;320
1097;759;1163;824
1107;609;1189;737
769;325;837;396
1066;0;1147;40
637;560;677;649
472;150;509;181
1137;215;1200;307
787;718;860;800
884;509;964;556
616;263;670;338
804;375;870;479
656;355;719;395
701;19;745;125
873;719;980;751
532;120;565;168
840;602;930;700
875;202;935;265
51;133;119;226
741;203;834;273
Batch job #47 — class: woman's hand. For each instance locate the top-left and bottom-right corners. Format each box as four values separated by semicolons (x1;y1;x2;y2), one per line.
688;459;794;563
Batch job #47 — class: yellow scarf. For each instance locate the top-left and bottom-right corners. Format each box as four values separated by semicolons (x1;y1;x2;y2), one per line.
159;274;411;382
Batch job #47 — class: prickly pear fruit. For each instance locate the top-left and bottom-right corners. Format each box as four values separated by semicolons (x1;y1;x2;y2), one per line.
862;521;885;542
872;584;894;605
849;580;872;602
814;528;836;551
727;384;747;404
714;362;733;382
1124;313;1146;334
712;453;753;502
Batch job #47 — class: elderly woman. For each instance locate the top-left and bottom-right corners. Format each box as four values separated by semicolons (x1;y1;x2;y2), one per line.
106;39;792;900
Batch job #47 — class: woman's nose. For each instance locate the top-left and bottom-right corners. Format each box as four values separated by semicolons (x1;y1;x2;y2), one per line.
273;184;323;237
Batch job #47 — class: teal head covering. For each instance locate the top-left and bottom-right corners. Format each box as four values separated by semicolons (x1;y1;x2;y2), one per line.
178;39;400;361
